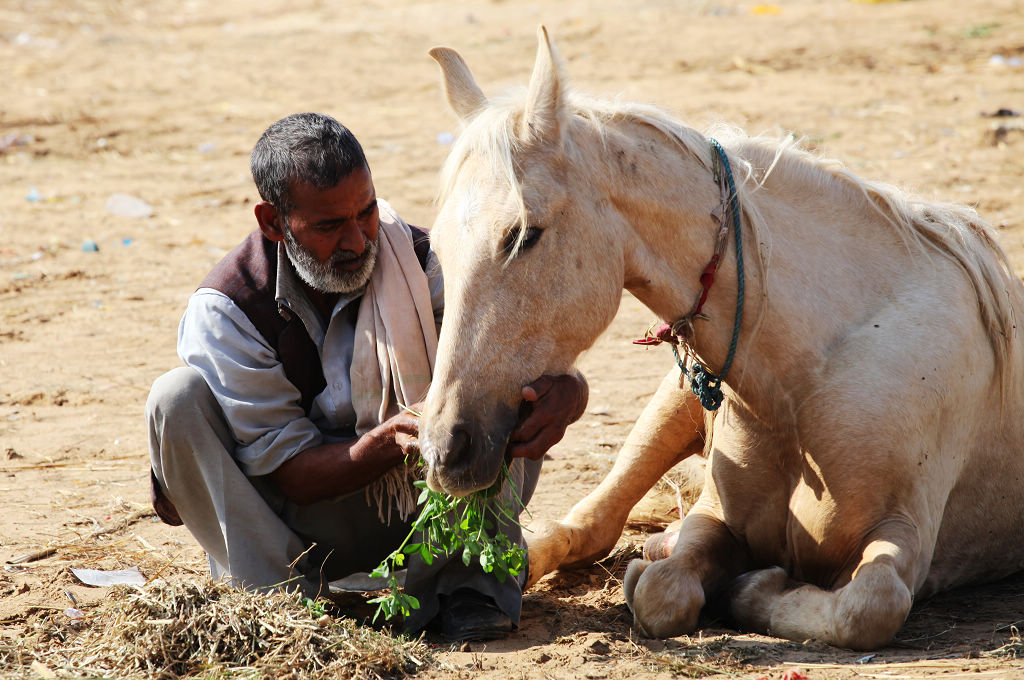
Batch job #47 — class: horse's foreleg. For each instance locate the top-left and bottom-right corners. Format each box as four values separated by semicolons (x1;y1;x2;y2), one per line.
525;367;705;588
729;518;920;650
623;510;744;637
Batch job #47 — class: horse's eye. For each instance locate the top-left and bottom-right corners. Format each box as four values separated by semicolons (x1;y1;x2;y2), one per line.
521;226;543;250
502;225;544;256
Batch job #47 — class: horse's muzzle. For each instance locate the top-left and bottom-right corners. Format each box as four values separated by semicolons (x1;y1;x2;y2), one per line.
421;408;517;497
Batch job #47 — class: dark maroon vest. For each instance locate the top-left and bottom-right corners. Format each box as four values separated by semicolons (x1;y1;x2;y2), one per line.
199;226;431;415
152;224;430;526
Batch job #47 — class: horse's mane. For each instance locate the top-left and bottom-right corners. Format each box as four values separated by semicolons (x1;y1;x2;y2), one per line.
726;129;1019;388
438;88;1018;386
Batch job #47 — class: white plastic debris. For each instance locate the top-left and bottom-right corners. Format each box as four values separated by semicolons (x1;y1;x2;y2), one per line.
71;566;146;587
105;193;153;218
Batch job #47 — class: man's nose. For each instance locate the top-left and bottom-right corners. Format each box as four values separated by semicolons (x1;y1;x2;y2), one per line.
336;224;367;254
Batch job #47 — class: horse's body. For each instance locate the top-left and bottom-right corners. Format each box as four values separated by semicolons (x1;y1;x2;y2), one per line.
420;29;1024;649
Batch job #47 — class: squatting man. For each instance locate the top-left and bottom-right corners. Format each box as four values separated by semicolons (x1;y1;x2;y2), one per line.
146;112;587;642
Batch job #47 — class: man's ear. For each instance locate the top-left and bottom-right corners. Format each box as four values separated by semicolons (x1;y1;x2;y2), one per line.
255;202;285;242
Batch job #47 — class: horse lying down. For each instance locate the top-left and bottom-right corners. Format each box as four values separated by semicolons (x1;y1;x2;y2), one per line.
418;28;1024;650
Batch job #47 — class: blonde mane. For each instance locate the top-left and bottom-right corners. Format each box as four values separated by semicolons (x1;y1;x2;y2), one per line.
438;89;1018;384
731;132;1019;387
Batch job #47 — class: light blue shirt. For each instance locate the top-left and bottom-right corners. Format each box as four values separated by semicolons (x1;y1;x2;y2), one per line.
177;231;444;477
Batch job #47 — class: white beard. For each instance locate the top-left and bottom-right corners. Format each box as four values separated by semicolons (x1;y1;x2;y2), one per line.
283;226;378;294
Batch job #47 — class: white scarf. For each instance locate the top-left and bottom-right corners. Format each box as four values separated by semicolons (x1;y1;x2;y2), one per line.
350;200;437;523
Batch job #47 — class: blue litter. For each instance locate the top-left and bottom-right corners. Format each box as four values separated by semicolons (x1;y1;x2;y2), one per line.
82;239;99;252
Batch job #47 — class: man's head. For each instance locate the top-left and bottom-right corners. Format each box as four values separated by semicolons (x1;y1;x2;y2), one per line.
251;113;380;294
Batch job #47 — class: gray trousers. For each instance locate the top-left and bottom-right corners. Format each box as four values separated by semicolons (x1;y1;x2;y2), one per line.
146;366;541;632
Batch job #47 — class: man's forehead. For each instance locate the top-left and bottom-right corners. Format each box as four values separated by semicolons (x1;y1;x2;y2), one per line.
290;169;375;207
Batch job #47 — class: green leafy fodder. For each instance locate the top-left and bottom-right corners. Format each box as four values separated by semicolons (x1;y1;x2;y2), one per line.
368;465;527;621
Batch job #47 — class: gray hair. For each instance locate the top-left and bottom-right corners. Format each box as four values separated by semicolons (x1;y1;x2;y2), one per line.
250;112;367;215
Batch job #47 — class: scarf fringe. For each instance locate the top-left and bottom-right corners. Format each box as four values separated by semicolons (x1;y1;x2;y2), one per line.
365;463;422;525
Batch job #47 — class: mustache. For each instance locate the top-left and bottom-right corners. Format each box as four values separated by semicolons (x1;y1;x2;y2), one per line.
331;236;375;263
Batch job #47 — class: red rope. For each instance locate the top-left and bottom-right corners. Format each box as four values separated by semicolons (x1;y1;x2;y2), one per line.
632;254;721;346
693;254;721;317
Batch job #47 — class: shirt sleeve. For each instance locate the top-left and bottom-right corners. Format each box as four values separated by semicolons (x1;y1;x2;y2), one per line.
177;289;323;477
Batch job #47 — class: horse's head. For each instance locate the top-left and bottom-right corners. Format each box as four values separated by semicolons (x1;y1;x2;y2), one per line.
420;29;627;495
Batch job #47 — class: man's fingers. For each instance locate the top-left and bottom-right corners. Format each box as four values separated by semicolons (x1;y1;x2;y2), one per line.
510;414;543;443
511;373;587;459
396;432;421;459
389;411;421;433
508;427;562;461
522;374;558;402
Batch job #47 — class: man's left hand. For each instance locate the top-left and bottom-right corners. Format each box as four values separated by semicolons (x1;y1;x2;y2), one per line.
507;373;589;461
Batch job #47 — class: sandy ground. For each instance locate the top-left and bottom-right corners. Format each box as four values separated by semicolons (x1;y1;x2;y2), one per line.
2;0;1024;677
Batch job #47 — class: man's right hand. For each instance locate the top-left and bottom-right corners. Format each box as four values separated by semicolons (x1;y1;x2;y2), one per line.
269;406;423;506
362;407;423;465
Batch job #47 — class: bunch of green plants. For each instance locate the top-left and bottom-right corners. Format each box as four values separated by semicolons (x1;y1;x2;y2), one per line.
368;464;527;622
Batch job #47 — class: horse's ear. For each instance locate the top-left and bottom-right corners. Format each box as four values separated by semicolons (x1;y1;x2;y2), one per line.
429;46;487;122
522;26;565;142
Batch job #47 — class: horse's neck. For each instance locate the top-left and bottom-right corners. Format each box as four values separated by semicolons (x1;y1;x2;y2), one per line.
597;123;725;321
605;127;909;419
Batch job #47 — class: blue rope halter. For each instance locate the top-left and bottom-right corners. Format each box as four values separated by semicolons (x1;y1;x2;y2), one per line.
651;138;745;411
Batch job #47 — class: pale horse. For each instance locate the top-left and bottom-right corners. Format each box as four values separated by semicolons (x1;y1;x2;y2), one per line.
418;28;1024;650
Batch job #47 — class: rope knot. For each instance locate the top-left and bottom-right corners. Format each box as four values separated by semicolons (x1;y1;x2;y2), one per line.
687;364;725;411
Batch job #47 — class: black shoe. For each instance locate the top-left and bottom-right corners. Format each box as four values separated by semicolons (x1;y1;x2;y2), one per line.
440;588;513;642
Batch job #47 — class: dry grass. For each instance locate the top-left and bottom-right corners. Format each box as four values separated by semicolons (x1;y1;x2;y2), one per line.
0;579;438;679
647;636;749;678
985;625;1023;659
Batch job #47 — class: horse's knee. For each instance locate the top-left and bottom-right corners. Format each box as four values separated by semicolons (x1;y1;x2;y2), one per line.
832;565;913;650
625;557;705;638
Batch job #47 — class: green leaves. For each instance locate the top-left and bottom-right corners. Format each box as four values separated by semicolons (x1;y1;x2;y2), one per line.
369;463;528;621
301;596;328;618
367;590;420;620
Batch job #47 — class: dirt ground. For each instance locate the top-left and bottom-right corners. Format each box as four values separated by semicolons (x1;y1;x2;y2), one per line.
2;0;1024;678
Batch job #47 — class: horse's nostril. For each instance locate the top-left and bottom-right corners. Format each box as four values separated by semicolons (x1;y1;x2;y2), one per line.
442;421;472;469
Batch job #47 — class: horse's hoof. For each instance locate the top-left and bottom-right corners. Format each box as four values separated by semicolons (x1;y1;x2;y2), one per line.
643;530;679;561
